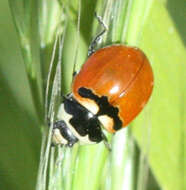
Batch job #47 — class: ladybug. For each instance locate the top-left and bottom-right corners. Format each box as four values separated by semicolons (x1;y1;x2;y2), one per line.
52;15;154;147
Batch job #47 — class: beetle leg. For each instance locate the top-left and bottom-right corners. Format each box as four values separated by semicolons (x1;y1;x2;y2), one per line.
73;71;77;78
88;12;108;57
101;132;112;151
72;70;80;80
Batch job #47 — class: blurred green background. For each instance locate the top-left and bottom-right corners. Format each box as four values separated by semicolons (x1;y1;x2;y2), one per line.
0;0;185;190
0;0;41;189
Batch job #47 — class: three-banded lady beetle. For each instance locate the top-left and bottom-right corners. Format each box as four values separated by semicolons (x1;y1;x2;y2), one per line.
52;15;154;147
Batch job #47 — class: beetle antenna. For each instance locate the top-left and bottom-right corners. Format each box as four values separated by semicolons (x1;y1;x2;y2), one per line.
88;12;108;57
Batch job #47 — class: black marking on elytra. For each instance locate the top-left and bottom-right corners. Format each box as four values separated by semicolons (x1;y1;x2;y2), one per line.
54;120;78;147
78;87;122;131
63;96;103;143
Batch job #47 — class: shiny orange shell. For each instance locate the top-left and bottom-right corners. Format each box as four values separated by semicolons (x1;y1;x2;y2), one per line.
72;45;154;133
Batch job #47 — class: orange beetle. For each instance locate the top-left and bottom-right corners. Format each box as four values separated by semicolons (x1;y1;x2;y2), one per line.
52;45;153;147
73;45;154;133
52;13;153;147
